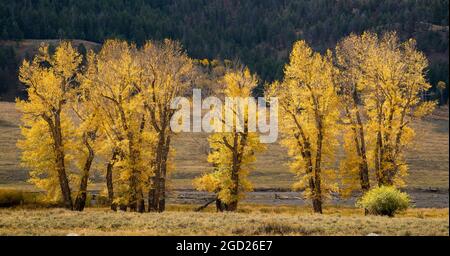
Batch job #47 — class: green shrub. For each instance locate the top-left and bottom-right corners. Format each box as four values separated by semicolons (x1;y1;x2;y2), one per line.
0;189;25;207
356;186;410;217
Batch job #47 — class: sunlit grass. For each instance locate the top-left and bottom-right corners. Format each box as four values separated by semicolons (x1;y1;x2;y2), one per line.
0;206;447;236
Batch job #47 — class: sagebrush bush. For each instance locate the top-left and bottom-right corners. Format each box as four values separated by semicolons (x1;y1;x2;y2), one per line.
0;189;25;207
0;189;58;208
356;186;410;217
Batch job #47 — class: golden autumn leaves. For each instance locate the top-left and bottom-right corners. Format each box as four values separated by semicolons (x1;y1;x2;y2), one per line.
267;41;339;213
267;32;435;213
16;31;435;213
193;68;267;211
17;40;194;212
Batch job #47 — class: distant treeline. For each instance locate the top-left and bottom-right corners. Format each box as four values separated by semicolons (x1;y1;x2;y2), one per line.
0;0;449;99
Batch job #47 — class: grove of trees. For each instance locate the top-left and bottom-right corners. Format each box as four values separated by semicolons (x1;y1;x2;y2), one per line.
18;39;195;212
17;31;435;213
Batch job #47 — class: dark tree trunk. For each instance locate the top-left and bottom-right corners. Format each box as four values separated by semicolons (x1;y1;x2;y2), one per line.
51;112;73;210
215;198;225;212
119;204;127;211
148;176;159;212
55;150;72;209
195;198;216;212
351;88;370;192
74;136;95;211
106;149;118;211
158;177;165;212
136;116;146;213
226;135;240;212
137;190;145;213
149;132;170;212
292;114;318;213
375;102;384;186
148;133;163;212
56;149;73;210
312;198;322;214
127;130;143;212
158;135;170;212
355;113;370;192
313;110;323;214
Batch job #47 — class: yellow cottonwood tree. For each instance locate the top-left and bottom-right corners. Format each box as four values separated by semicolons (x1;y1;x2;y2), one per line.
17;114;75;203
69;81;102;211
83;40;155;212
136;39;194;212
334;33;377;196
194;67;265;211
360;32;436;187
17;42;82;209
268;41;339;213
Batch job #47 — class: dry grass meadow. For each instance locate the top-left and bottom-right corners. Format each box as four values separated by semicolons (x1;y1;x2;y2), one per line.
0;101;449;236
0;206;448;236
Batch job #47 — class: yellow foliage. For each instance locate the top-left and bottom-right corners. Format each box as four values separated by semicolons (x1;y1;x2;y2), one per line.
267;40;340;209
16;42;83;203
194;68;265;206
336;32;435;190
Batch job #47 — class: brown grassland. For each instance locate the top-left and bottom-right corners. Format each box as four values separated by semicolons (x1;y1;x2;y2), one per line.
0;206;448;236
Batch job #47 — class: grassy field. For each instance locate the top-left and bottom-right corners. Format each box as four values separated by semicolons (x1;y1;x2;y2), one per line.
0;206;448;236
0;101;448;190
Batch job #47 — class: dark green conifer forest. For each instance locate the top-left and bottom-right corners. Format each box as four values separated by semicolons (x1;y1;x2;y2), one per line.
0;0;448;99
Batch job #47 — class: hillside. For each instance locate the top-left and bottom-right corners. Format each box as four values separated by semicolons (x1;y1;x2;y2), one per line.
0;39;100;100
0;39;100;59
0;0;449;99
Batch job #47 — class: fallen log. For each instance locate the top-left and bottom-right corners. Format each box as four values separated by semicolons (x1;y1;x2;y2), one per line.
195;198;216;212
274;193;302;200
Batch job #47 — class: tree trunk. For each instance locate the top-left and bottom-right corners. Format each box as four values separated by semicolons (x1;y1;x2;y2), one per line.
215;198;225;212
356;114;370;191
148;176;160;212
158;135;170;212
119;204;127;211
106;149;118;211
348;89;370;192
52;113;73;210
375;102;384;186
293;130;316;213
55;148;73;210
137;190;145;213
313;112;323;214
158;177;166;212
149;132;170;212
127;131;142;212
352;95;370;192
128;183;137;212
312;197;322;213
195;198;216;212
226;135;240;212
148;135;163;212
136;115;146;213
74;136;95;211
380;102;396;186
